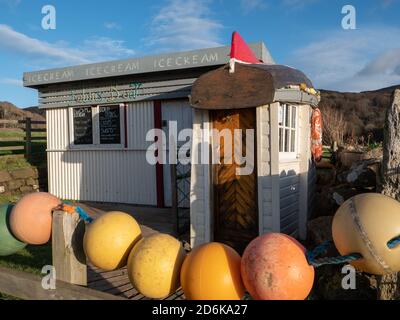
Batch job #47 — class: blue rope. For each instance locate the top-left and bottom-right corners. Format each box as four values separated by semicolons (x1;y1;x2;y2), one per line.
307;240;362;268
388;236;400;249
307;235;400;268
75;206;94;224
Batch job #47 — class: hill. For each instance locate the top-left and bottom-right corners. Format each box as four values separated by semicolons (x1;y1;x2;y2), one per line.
319;85;399;144
0;102;45;122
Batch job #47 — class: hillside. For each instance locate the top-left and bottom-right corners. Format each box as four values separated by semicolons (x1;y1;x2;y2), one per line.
0;102;45;122
319;85;399;143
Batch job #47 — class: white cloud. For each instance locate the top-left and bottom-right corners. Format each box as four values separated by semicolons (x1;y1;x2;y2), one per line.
0;24;135;67
240;0;268;13
145;0;223;52
281;0;318;8
0;0;21;8
287;27;400;92
0;78;23;86
104;22;121;30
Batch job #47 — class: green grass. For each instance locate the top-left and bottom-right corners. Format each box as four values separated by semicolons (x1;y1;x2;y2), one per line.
0;243;52;276
0;156;32;171
0;129;46;139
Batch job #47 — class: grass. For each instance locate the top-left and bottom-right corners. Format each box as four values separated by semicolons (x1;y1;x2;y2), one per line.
0;129;46;139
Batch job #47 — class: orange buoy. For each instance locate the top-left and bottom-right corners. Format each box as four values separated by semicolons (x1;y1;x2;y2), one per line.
180;242;245;300
10;192;61;245
241;233;314;300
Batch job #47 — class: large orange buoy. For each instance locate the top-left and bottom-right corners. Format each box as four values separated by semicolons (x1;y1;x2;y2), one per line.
84;211;142;271
241;233;314;300
10;192;61;245
180;242;245;300
127;233;186;299
332;193;400;275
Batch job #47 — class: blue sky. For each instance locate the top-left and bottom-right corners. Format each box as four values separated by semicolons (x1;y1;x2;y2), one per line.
0;0;399;107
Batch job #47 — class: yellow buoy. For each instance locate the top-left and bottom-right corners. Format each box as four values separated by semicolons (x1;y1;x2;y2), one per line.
332;193;400;275
127;233;186;299
83;211;142;271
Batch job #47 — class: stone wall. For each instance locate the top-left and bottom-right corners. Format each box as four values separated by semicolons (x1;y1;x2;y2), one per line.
0;167;40;196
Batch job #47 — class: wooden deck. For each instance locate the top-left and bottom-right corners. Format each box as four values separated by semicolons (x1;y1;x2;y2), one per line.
80;202;188;300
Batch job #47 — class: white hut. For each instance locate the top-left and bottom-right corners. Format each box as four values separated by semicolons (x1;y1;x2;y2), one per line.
23;43;272;209
189;63;319;252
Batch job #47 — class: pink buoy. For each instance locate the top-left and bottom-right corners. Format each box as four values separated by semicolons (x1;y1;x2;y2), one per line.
10;192;61;245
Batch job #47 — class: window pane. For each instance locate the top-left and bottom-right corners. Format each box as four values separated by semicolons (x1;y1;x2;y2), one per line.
291;130;296;152
291;106;297;129
279;104;284;126
285;129;290;152
285;105;290;127
279;128;284;152
73;107;93;145
99;105;121;144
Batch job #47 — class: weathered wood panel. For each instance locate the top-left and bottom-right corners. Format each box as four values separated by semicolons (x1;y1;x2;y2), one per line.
0;266;126;300
212;108;258;253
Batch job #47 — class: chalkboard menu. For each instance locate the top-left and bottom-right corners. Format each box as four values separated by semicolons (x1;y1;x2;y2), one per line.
73;107;93;145
99;105;121;144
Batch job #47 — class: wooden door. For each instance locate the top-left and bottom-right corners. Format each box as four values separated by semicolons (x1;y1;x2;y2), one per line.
212;108;258;254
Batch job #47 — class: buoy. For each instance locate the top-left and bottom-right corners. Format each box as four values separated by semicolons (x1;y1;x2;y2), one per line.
83;211;142;271
241;233;314;300
0;204;26;256
9;192;61;245
127;233;186;299
332;193;400;275
180;242;245;300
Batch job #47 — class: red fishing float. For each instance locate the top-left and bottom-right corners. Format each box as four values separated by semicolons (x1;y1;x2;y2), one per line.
241;233;315;300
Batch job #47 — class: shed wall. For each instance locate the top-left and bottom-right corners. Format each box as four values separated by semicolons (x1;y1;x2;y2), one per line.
47;101;158;205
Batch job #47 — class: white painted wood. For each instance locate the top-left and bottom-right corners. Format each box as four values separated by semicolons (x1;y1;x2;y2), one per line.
269;102;281;232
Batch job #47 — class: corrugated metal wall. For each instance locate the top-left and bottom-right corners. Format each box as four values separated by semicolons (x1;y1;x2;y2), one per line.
47;101;158;205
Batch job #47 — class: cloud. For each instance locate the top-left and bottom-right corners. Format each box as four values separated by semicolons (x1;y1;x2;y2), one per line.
281;0;318;8
104;22;121;30
145;0;223;52
0;78;23;86
240;0;268;13
0;0;21;8
0;24;135;67
287;27;400;92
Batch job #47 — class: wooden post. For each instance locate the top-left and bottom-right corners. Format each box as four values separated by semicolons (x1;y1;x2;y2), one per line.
52;210;87;286
171;163;179;237
378;89;400;300
25;117;32;160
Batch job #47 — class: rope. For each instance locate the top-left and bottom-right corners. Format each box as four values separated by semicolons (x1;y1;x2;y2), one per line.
59;202;94;223
388;236;400;249
307;240;362;268
307;235;400;268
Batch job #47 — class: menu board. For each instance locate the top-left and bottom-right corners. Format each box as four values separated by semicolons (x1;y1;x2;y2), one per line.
99;105;121;144
73;107;93;145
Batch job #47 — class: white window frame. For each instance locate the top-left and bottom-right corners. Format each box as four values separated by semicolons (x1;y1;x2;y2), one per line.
278;103;299;161
69;103;125;150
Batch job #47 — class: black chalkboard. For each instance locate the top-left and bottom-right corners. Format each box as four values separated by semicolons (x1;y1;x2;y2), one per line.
99;105;121;144
73;107;93;145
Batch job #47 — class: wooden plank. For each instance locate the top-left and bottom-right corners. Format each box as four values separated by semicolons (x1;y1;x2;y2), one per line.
0;137;24;142
22;128;46;133
0;146;24;151
18;120;46;125
0;266;126;300
52;211;87;286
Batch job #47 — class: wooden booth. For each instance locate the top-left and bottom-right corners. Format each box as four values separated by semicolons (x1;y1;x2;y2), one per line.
189;63;320;253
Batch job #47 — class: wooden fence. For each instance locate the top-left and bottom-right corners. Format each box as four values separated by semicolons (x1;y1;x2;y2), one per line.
0;118;46;159
0;211;127;300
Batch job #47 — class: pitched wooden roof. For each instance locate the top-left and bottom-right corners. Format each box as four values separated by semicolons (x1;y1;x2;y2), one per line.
190;63;316;109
